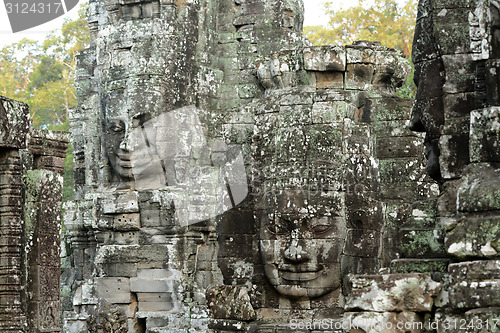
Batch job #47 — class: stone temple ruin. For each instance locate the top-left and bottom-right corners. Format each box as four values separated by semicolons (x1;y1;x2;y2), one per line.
1;0;500;331
0;97;68;332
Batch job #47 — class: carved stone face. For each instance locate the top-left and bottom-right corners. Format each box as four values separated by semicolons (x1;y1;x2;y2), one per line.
104;116;134;185
259;189;346;299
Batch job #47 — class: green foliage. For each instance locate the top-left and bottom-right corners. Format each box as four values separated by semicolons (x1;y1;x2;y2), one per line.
303;25;338;46
305;0;417;56
0;2;89;128
0;2;89;200
29;56;64;90
304;0;417;97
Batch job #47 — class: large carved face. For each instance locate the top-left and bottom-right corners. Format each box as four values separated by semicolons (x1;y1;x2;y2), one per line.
104;116;134;184
259;189;346;299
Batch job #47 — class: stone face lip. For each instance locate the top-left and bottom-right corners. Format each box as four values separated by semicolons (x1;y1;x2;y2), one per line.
206;286;256;321
345;274;441;312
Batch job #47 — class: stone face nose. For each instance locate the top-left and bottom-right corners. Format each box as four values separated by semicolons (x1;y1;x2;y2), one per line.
284;237;310;263
119;125;131;151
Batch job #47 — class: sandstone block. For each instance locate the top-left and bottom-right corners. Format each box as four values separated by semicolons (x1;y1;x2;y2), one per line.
445;216;500;258
0;97;30;149
315;72;344;89
138;301;177;312
113;213;141;231
96;277;132;304
345;274;441;312
446;260;500;309
457;164;500;213
345;64;374;90
346;45;376;64
137;293;172;303
465;308;500;333
470;107;500;163
102;192;140;214
304;46;346;72
207;285;256;321
130;278;180;293
311;101;348;124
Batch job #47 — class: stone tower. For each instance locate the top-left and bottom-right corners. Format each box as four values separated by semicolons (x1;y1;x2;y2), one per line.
61;0;500;331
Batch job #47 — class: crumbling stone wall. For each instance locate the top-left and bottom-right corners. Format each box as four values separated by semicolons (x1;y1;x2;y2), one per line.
62;0;306;332
337;0;500;331
208;41;441;331
0;96;68;332
63;0;500;331
409;0;500;327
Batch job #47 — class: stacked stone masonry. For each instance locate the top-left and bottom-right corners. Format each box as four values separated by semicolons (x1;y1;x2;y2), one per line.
58;0;500;332
0;96;68;332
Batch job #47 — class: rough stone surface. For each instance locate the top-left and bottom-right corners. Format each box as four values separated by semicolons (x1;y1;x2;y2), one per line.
207;286;256;321
0;96;68;333
345;274;441;312
408;0;500;328
445;261;500;310
55;0;500;330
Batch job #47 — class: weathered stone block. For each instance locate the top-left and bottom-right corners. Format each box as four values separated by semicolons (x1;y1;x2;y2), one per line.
371;97;413;122
113;213;141;231
441;54;475;93
457;164;500;213
443;92;475;119
102;192;140;214
137;292;172;303
345;64;374;90
345;274;441;312
303;46;346;72
446;260;500;309
344;229;380;258
315;72;344;89
0;97;30;149
376;137;421;159
432;312;466;333
95;245;170;277
445;216;500;258
207;285;256;321
346;45;376;64
138;301;176;312
470;107;500;163
433;23;471;55
346;201;383;231
378;159;426;201
311;101;348;124
96;277;132;304
464;308;500;333
130;277;180;293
